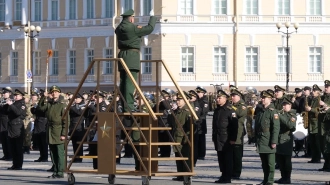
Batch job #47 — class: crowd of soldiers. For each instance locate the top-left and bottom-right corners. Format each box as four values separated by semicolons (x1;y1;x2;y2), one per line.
1;80;330;185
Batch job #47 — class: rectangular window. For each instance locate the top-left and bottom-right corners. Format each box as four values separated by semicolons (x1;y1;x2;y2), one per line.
69;0;76;19
0;0;5;22
34;0;42;21
11;52;18;76
15;0;22;21
278;0;290;15
277;47;291;73
69;50;76;75
142;47;152;74
103;48;113;74
51;0;58;20
246;0;258;15
86;49;94;75
105;0;113;18
214;0;227;15
181;0;193;15
124;0;133;12
309;47;322;73
52;51;59;75
143;0;152;16
181;47;194;73
310;0;321;15
245;47;258;73
87;0;94;19
213;47;226;73
34;51;41;76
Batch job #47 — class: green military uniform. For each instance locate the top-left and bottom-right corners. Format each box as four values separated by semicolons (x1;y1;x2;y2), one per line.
307;84;322;163
115;9;157;112
246;106;255;143
23;100;34;153
273;85;287;111
254;91;280;185
168;92;192;181
275;97;296;184
38;85;69;178
319;80;330;171
230;89;247;178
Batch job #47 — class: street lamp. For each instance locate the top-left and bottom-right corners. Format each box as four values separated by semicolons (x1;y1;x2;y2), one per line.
276;22;299;92
24;25;41;91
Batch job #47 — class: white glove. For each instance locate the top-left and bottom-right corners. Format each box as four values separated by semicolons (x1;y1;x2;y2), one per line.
149;9;154;16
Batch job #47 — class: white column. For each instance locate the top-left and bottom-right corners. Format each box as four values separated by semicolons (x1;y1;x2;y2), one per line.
5;0;12;26
22;0;28;25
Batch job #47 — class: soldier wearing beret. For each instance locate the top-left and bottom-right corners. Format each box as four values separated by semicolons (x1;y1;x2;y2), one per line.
38;85;70;178
6;89;27;170
230;87;247;180
275;97;296;184
318;80;330;171
254;90;280;185
69;93;86;163
213;90;238;183
195;86;209;160
169;91;193;183
115;9;156;112
0;87;13;161
305;84;322;163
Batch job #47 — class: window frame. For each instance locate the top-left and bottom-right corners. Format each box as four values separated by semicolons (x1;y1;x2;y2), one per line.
308;0;322;15
245;0;259;15
213;46;227;73
308;46;322;73
245;46;259;73
180;0;194;15
33;51;41;76
86;0;95;19
277;0;290;15
11;51;19;76
51;50;59;75
104;0;114;18
68;0;77;20
67;50;76;75
122;0;134;13
0;0;5;22
276;47;292;73
15;0;22;21
51;0;59;21
180;46;195;73
85;49;94;75
212;0;228;15
141;0;153;16
103;48;113;74
141;47;152;74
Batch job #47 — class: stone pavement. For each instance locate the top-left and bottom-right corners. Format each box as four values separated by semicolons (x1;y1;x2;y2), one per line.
0;116;329;185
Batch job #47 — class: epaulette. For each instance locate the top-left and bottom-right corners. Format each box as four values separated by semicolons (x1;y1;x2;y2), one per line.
185;108;189;112
290;112;295;116
240;102;245;105
269;108;274;111
227;106;232;110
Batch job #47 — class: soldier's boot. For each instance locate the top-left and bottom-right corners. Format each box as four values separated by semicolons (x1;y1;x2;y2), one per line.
274;171;284;183
23;146;30;154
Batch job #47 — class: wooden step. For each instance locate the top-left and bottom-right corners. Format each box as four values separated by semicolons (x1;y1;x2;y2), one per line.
125;127;172;131
141;157;188;161
151;142;180;146
68;155;119;159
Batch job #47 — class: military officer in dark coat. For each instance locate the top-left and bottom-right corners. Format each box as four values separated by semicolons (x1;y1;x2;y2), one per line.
230;88;247;179
69;93;86;163
0;87;13;161
292;88;303;113
7;89;27;170
275;97;296;184
195;86;209;160
255;90;280;185
318;80;330;171
213;90;238;184
115;9;156;112
38;85;69;178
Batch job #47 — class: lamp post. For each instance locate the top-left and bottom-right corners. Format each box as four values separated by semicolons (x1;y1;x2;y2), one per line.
276;22;299;92
24;25;41;91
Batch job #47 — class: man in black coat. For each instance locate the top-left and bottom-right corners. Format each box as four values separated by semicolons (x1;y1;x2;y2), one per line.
0;87;13;161
212;90;238;183
7;89;27;170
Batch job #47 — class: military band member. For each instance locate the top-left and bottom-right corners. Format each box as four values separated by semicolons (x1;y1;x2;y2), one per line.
292;88;303;113
169;91;193;182
255;90;280;185
306;84;322;163
274;85;286;110
318;80;330;171
23;94;33;154
0;87;13;161
7;89;27;170
275;97;296;184
38;85;69;178
230;88;247;180
188;90;202;166
195;86;209;160
69;93;86;163
213;90;238;184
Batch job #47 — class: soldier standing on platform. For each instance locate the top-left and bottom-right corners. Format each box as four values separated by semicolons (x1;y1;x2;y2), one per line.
230;88;247;180
7;89;27;170
306;84;322;163
318;80;330;171
254;90;280;185
0;87;13;161
38;85;69;178
213;90;238;184
195;86;209;160
275;97;296;184
115;9;156;112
